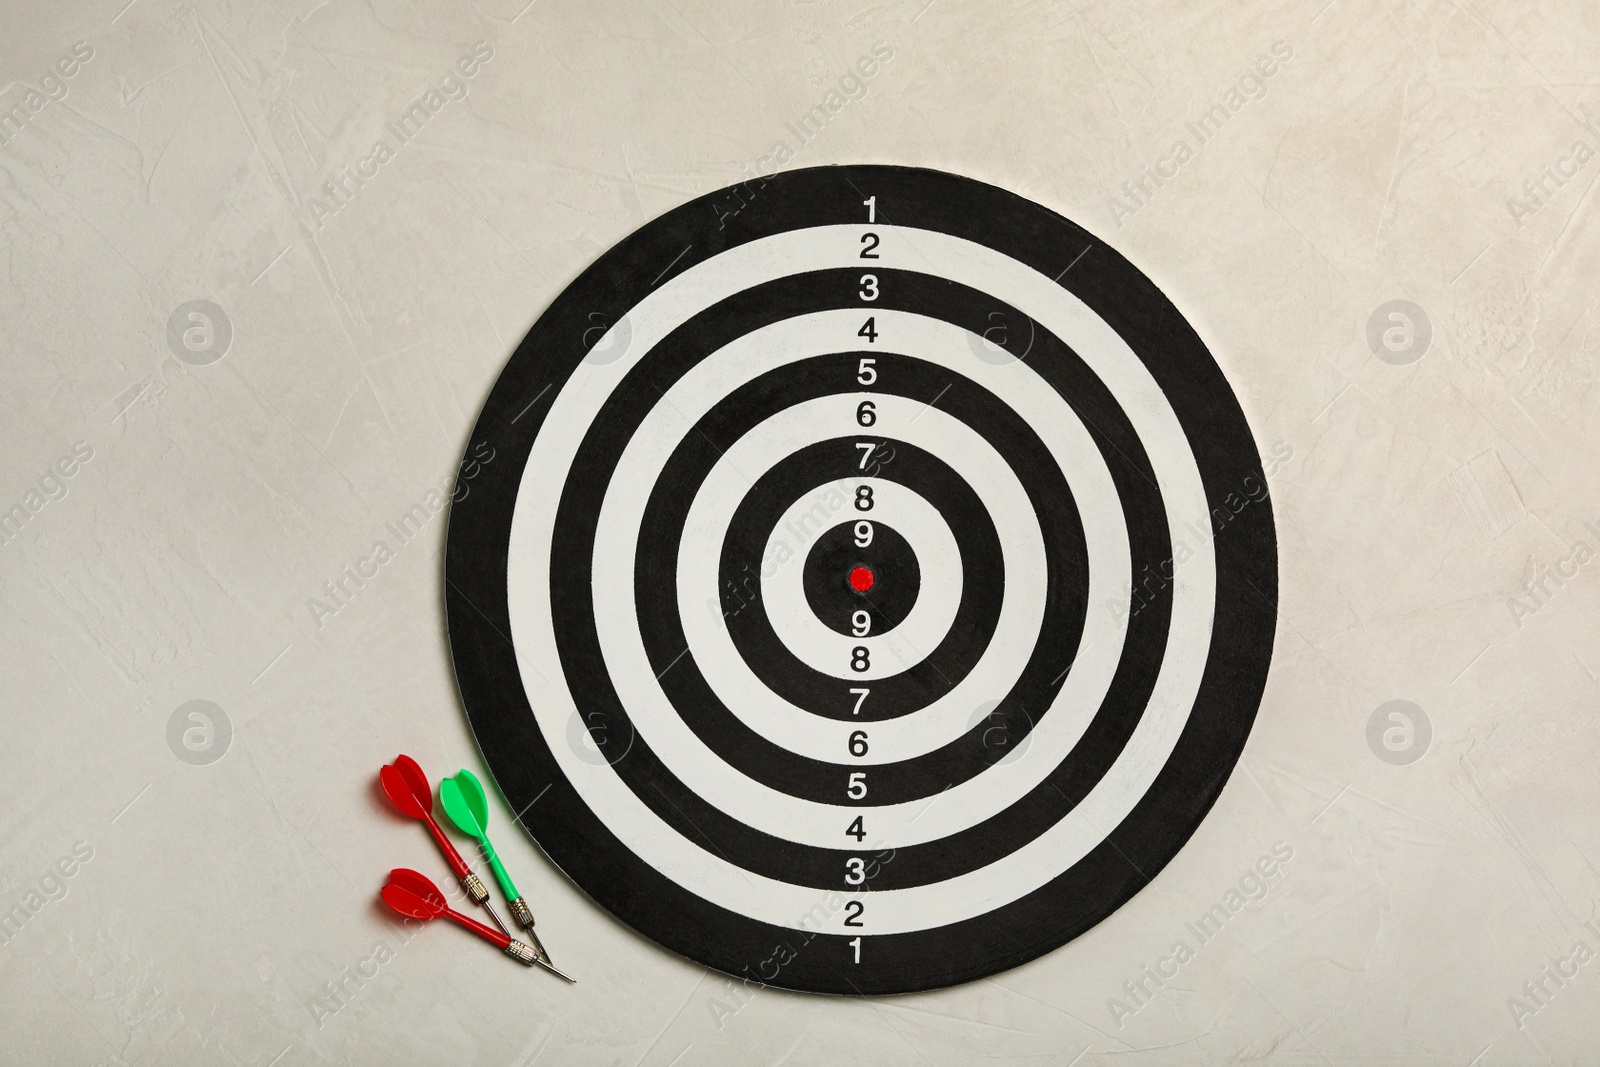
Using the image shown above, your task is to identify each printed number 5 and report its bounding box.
[847,772,867,800]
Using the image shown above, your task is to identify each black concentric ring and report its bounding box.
[801,518,920,637]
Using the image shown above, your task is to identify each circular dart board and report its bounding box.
[445,165,1278,995]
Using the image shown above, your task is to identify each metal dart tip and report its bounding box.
[522,926,552,965]
[479,898,514,941]
[533,956,576,983]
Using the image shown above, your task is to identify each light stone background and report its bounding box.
[2,0,1598,1063]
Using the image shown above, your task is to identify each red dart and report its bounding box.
[379,754,507,933]
[381,868,540,966]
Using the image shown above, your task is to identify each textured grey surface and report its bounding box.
[2,0,1599,1063]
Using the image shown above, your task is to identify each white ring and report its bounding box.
[507,225,1214,935]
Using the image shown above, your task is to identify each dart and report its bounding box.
[439,769,571,981]
[379,754,510,938]
[380,868,542,966]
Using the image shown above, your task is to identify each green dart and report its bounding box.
[440,769,574,982]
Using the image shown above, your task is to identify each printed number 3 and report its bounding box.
[859,274,878,301]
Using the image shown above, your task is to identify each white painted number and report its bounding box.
[854,521,873,547]
[849,687,870,715]
[849,936,862,963]
[845,857,867,885]
[847,771,867,799]
[859,274,878,301]
[863,196,876,223]
[857,357,877,385]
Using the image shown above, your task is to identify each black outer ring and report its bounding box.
[444,165,1278,995]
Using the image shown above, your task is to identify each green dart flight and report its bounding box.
[439,769,574,983]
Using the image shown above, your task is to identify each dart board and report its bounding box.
[444,165,1278,995]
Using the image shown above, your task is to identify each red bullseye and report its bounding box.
[848,566,875,593]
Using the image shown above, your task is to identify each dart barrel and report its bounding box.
[508,897,535,928]
[504,940,539,966]
[462,871,489,904]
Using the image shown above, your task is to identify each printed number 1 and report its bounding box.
[849,936,862,963]
[863,196,876,223]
